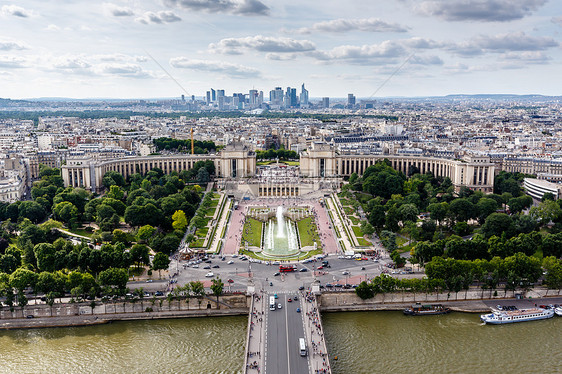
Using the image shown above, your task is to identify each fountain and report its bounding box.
[262,206,300,257]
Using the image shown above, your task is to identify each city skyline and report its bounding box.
[1,0,562,99]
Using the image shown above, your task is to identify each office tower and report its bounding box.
[347,94,356,107]
[322,97,330,108]
[217,89,225,99]
[300,84,309,107]
[181,94,185,102]
[218,96,225,110]
[206,91,211,104]
[249,89,258,107]
[290,88,297,107]
[258,91,264,106]
[269,87,283,106]
[211,88,216,102]
[191,95,195,102]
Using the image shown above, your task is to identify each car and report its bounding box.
[205,259,212,263]
[205,272,214,277]
[155,291,164,296]
[26,315,34,319]
[278,303,282,309]
[296,308,301,313]
[274,293,278,299]
[232,254,238,258]
[298,286,305,290]
[361,267,366,270]
[325,283,334,288]
[143,292,151,297]
[334,284,343,288]
[274,272,281,276]
[203,265,211,269]
[227,279,234,283]
[293,295,298,300]
[342,271,349,275]
[212,265,220,268]
[240,257,248,261]
[317,266,323,270]
[269,282,273,286]
[299,268,307,272]
[146,279,153,283]
[227,260,234,264]
[192,264,199,268]
[221,257,226,261]
[288,298,292,302]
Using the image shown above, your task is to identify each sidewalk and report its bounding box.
[301,292,332,374]
[243,291,266,373]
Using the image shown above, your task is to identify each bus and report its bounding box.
[298,338,307,357]
[269,296,276,311]
[279,264,297,273]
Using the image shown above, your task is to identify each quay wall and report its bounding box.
[318,287,562,313]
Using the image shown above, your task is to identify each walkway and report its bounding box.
[301,292,332,374]
[325,196,354,253]
[244,288,332,374]
[243,292,266,374]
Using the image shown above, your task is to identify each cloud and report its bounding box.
[0,40,27,51]
[266,53,297,61]
[0,56,26,68]
[1,5,33,18]
[163,0,269,16]
[552,16,562,27]
[169,57,261,78]
[45,24,61,31]
[96,63,153,78]
[136,11,181,24]
[500,51,551,64]
[293,18,409,34]
[209,35,316,55]
[415,0,547,22]
[103,3,134,17]
[53,57,92,70]
[447,32,558,56]
[409,55,444,65]
[309,41,405,64]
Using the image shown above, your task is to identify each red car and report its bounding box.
[317,266,323,270]
[227,279,234,283]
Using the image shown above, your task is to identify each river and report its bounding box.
[323,311,561,374]
[0,312,559,373]
[0,316,246,374]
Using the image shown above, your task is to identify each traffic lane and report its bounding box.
[266,293,288,374]
[287,297,308,374]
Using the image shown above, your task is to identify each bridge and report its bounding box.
[243,287,332,374]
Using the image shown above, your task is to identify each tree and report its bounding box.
[189,280,205,296]
[210,277,224,305]
[398,203,418,226]
[449,198,475,224]
[172,210,188,231]
[428,202,449,226]
[355,281,375,299]
[152,252,170,279]
[530,200,562,226]
[98,268,128,291]
[102,171,125,188]
[196,167,210,183]
[476,198,498,224]
[481,213,515,238]
[53,201,79,227]
[34,243,56,272]
[360,221,375,237]
[130,244,150,269]
[107,185,125,200]
[137,225,156,242]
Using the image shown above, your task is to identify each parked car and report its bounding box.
[205,272,214,277]
[278,303,282,309]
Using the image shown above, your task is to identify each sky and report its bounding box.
[0,0,561,99]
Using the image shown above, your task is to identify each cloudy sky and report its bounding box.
[1,0,561,99]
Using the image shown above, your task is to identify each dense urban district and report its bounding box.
[0,93,561,321]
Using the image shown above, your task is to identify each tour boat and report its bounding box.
[403,303,450,315]
[555,307,562,317]
[480,307,554,324]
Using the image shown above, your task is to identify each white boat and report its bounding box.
[480,307,554,324]
[555,307,562,317]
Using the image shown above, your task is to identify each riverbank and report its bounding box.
[0,308,249,330]
[1,290,561,330]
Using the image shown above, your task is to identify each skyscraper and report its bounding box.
[322,97,330,109]
[300,84,309,107]
[211,88,216,102]
[347,94,356,108]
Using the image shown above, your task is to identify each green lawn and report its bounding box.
[241,218,263,247]
[349,216,360,225]
[195,226,209,238]
[297,217,321,248]
[343,206,356,216]
[352,225,371,247]
[66,228,94,238]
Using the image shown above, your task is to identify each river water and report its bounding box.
[0,316,246,374]
[0,312,559,374]
[323,311,561,374]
